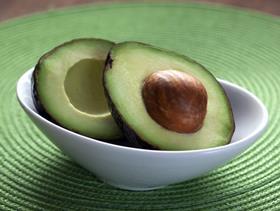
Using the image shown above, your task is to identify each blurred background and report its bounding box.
[1,0,279,22]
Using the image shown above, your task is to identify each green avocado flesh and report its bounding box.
[64,59,107,114]
[33,38,122,140]
[104,42,235,150]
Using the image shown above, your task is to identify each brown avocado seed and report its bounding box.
[142,70,208,133]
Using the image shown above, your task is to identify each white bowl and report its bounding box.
[17,68,268,191]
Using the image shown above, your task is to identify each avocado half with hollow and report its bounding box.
[32,38,122,140]
[103,42,235,150]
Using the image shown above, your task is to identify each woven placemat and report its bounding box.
[1,2,280,210]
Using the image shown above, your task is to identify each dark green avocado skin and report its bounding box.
[32,59,58,123]
[103,53,157,149]
[32,39,71,123]
[31,39,81,125]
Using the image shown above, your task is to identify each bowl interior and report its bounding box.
[17,69,268,149]
[222,80,268,144]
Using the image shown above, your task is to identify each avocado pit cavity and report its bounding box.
[64,59,109,115]
[142,70,208,133]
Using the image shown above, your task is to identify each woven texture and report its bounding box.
[1,3,280,210]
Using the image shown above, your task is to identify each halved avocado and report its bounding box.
[104,42,234,150]
[32,38,122,140]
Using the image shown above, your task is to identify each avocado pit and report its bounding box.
[142,70,208,133]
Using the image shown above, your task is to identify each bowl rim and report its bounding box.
[17,68,269,154]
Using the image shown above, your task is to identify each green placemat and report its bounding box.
[1,2,280,210]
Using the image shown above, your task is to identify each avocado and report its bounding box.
[103,42,235,150]
[32,38,122,140]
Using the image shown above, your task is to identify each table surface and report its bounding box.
[1,0,280,22]
[1,1,280,210]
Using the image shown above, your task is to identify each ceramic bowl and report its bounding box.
[17,68,268,191]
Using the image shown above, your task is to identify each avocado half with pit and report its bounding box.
[32,38,122,140]
[104,42,235,150]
